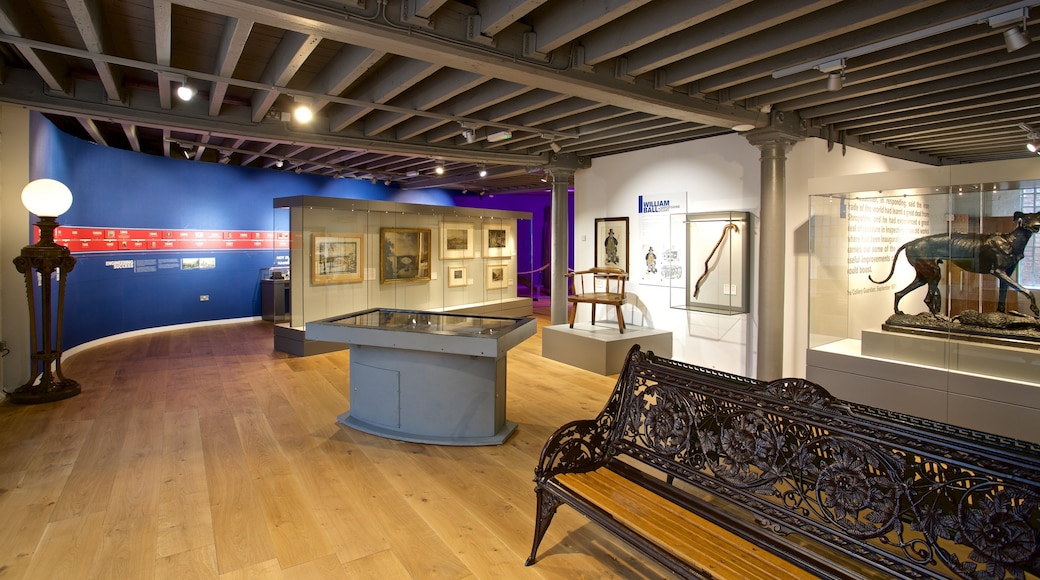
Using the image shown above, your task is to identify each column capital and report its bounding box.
[743,110,804,151]
[544,152,588,179]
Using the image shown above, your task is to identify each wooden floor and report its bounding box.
[0,307,674,579]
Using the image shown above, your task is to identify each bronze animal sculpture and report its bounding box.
[869,211,1040,317]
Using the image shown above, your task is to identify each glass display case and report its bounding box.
[670,211,752,314]
[807,178,1040,444]
[272,196,532,355]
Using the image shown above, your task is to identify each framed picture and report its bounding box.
[483,221,514,258]
[684,211,751,315]
[485,261,510,290]
[595,217,629,272]
[441,221,475,260]
[446,264,468,287]
[380,228,431,284]
[311,234,364,284]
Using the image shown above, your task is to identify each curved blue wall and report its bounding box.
[28,114,457,348]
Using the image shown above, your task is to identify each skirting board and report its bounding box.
[542,323,672,375]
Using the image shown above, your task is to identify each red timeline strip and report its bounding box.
[43,226,291,253]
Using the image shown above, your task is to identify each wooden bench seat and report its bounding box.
[526,345,1040,579]
[567,267,627,332]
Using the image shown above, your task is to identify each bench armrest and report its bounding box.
[534,419,612,480]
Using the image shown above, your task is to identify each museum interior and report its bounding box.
[1,2,1040,579]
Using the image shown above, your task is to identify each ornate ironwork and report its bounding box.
[529,346,1040,579]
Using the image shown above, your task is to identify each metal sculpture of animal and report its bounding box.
[869,211,1040,317]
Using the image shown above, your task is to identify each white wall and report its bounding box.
[575,133,927,378]
[0,105,31,393]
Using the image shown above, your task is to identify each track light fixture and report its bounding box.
[993,8,1031,52]
[1019,122,1040,155]
[478,165,487,177]
[275,159,284,168]
[176,83,196,102]
[550,141,562,153]
[435,164,445,175]
[818,58,845,92]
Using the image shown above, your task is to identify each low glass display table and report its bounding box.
[306,309,536,445]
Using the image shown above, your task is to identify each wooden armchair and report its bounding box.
[566,267,628,333]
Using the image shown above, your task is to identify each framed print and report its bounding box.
[380,228,431,283]
[441,221,475,259]
[483,221,514,258]
[446,264,468,287]
[485,261,510,290]
[595,217,629,272]
[311,234,364,284]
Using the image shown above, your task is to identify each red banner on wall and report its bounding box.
[44,226,289,253]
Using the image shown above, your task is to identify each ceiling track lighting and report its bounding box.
[549,141,562,153]
[818,58,846,92]
[434,164,445,175]
[478,165,487,177]
[993,7,1032,52]
[1019,122,1040,155]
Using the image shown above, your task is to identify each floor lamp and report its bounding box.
[10,178,80,404]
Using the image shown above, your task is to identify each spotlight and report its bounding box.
[463,128,476,143]
[818,58,845,92]
[292,97,313,123]
[550,141,562,153]
[275,159,284,168]
[478,166,487,177]
[406,170,420,177]
[384,179,391,186]
[176,84,196,102]
[435,164,445,175]
[487,129,512,143]
[294,167,302,174]
[1004,26,1031,52]
[1029,141,1039,153]
[827,72,843,91]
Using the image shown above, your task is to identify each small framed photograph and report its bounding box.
[446,264,469,287]
[483,221,514,258]
[380,228,431,284]
[441,221,475,260]
[485,261,510,290]
[312,234,364,284]
[595,217,629,272]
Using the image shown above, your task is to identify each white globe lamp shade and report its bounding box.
[21,178,73,217]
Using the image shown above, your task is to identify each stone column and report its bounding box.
[745,125,801,380]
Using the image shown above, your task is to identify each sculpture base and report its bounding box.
[8,378,81,405]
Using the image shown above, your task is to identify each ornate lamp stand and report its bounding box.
[9,179,80,404]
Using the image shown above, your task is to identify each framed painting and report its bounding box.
[483,221,514,258]
[485,261,510,290]
[311,233,364,284]
[441,221,475,260]
[446,264,468,287]
[380,228,431,283]
[595,217,629,272]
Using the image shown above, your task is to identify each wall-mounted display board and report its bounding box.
[671,211,752,315]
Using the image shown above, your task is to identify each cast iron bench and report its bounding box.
[567,267,627,333]
[526,345,1040,579]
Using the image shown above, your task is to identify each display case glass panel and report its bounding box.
[273,196,532,335]
[807,179,1040,444]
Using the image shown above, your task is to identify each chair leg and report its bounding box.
[590,304,596,327]
[616,305,625,333]
[568,303,576,328]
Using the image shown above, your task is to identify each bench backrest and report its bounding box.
[599,346,1040,580]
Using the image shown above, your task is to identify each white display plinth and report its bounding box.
[806,332,1040,445]
[542,323,672,375]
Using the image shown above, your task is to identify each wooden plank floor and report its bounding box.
[0,306,676,579]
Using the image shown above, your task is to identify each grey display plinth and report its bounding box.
[307,309,536,445]
[542,323,672,375]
